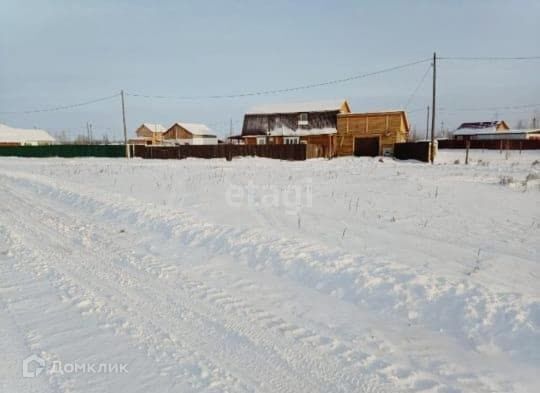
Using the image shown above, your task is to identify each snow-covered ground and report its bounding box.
[0,149,538,393]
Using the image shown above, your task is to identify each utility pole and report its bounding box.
[121,90,129,158]
[533,116,537,129]
[229,118,233,137]
[425,106,430,140]
[440,120,444,138]
[430,52,437,164]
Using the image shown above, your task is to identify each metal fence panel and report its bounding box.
[0,145,126,157]
[438,139,540,150]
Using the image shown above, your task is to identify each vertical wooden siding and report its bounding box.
[336,112,408,156]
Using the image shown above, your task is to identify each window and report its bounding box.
[256,136,266,145]
[284,137,300,144]
[298,113,308,126]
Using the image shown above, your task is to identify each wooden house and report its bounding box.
[241,100,351,156]
[336,111,409,156]
[133,123,166,145]
[163,122,217,145]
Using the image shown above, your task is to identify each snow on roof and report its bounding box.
[141,123,166,133]
[247,100,347,115]
[0,123,55,143]
[267,125,337,137]
[174,122,216,137]
[453,128,540,136]
[453,127,498,135]
[457,121,506,130]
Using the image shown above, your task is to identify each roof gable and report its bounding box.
[139,123,166,133]
[168,122,216,137]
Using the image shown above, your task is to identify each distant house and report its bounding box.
[336,111,410,156]
[241,100,351,155]
[163,123,218,145]
[449,120,540,140]
[130,123,166,145]
[454,120,510,135]
[453,128,540,141]
[0,123,55,146]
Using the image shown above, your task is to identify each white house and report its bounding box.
[0,123,55,145]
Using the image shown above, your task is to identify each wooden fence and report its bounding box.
[438,139,540,150]
[133,144,326,161]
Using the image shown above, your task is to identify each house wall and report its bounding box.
[190,137,218,145]
[164,137,218,145]
[244,137,257,145]
[243,134,335,157]
[136,126,163,144]
[136,126,154,138]
[163,124,193,140]
[244,136,272,145]
[336,112,408,156]
[463,133,540,141]
[301,135,335,157]
[496,122,510,131]
[128,138,151,145]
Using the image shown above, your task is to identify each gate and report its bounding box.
[354,137,379,157]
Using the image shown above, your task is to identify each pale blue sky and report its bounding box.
[1,0,539,140]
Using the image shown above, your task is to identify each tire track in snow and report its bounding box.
[3,167,536,368]
[0,168,532,392]
[0,181,387,392]
[0,190,264,392]
[0,226,197,393]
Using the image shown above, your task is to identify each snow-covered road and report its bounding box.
[1,150,538,392]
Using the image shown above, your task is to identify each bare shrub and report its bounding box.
[499,176,514,185]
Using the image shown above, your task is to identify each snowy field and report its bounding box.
[0,149,538,393]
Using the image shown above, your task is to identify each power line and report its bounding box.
[440,103,540,112]
[403,63,431,109]
[126,58,431,100]
[0,93,120,115]
[439,56,540,61]
[408,103,540,116]
[1,54,539,115]
[0,59,431,116]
